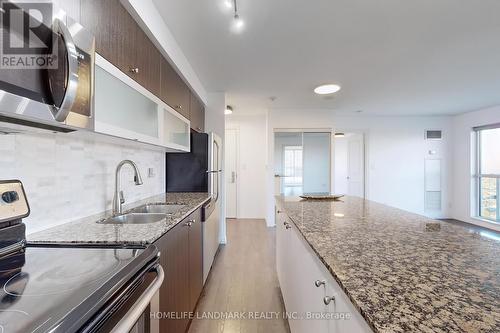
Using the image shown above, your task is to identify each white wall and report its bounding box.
[266,109,453,226]
[226,114,268,219]
[0,131,165,234]
[205,93,228,243]
[451,105,500,231]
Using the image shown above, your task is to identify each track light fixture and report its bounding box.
[231,0,244,32]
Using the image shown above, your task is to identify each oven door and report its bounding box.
[82,262,164,333]
[0,3,94,130]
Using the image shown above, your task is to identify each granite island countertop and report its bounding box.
[29,192,211,246]
[275,195,500,333]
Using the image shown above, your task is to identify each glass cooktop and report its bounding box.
[0,245,157,333]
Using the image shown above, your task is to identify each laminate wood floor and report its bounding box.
[188,219,290,333]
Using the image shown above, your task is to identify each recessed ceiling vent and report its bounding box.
[425,130,442,140]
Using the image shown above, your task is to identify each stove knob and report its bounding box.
[1,191,19,204]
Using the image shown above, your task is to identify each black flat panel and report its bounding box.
[166,132,208,192]
[0,245,158,333]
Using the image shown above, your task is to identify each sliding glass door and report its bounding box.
[274,132,331,196]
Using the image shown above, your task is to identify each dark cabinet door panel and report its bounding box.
[135,29,161,96]
[155,220,190,333]
[81,0,137,78]
[82,0,201,122]
[190,92,205,133]
[160,58,191,119]
[188,209,203,311]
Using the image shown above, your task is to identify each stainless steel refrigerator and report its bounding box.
[166,132,222,282]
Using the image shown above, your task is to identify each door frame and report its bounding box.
[225,127,240,218]
[332,130,368,199]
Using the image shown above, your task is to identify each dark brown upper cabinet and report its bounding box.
[81,0,202,124]
[190,92,205,133]
[135,29,161,97]
[81,0,160,96]
[160,58,191,119]
[81,0,136,76]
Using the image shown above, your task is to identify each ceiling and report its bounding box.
[152,0,500,116]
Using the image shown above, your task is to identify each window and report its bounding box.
[283,146,303,186]
[475,125,500,222]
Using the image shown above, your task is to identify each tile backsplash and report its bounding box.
[0,131,165,234]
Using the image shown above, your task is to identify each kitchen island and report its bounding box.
[275,195,500,333]
[29,192,211,245]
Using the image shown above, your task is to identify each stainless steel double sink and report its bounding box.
[98,204,186,225]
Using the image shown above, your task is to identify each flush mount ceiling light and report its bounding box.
[314,84,341,95]
[225,105,233,115]
[223,0,233,9]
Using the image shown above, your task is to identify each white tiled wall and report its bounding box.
[0,131,165,234]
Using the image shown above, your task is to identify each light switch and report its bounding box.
[148,168,155,178]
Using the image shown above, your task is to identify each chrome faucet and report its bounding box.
[113,160,143,215]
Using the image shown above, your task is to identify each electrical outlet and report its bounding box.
[148,168,155,178]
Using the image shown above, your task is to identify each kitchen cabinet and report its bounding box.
[190,92,205,133]
[156,216,190,333]
[81,0,202,127]
[81,0,160,96]
[160,58,191,119]
[81,0,137,78]
[188,209,203,310]
[162,106,190,151]
[135,29,161,97]
[154,207,204,333]
[94,54,190,151]
[275,206,373,333]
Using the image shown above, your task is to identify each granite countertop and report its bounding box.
[29,193,211,246]
[275,195,500,333]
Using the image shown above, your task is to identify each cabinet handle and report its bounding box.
[285,223,292,230]
[189,219,196,224]
[277,210,282,214]
[129,67,139,74]
[176,105,183,109]
[323,296,335,305]
[314,280,325,288]
[184,221,193,227]
[197,127,202,131]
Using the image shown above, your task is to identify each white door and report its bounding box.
[225,129,238,218]
[347,134,365,198]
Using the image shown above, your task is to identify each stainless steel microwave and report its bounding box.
[0,2,94,131]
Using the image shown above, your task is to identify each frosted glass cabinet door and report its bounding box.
[163,107,190,151]
[94,64,160,145]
